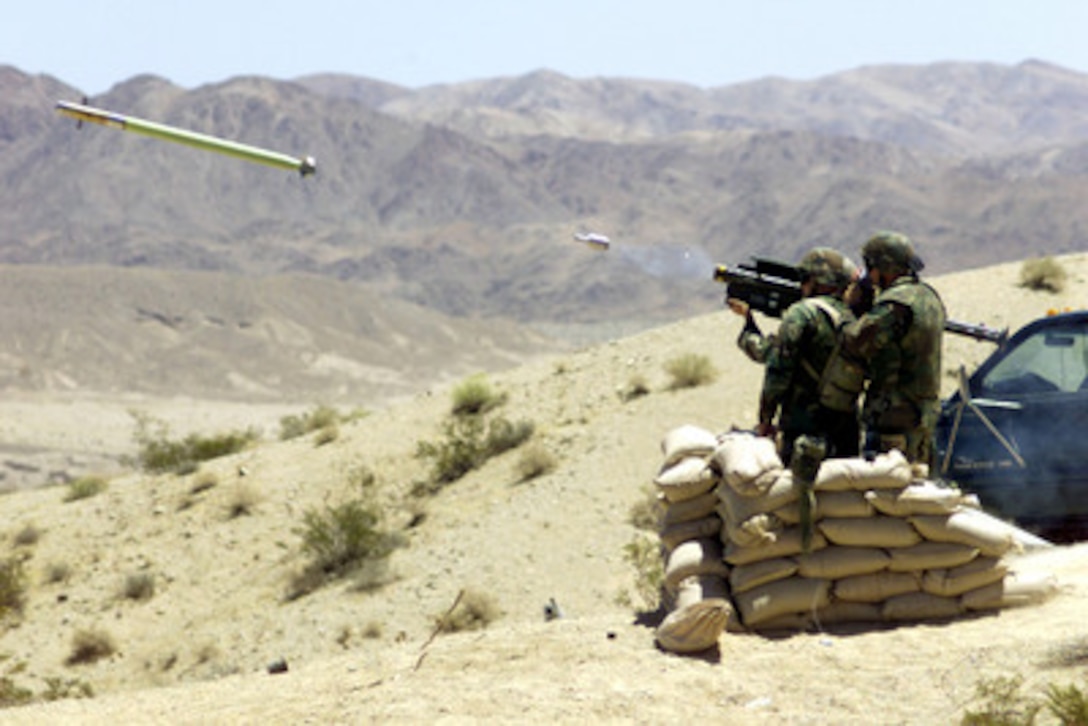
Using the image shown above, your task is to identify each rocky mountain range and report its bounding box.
[3,59,1088,401]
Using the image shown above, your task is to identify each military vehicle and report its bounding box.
[936,310,1088,541]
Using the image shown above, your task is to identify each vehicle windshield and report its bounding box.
[978,322,1088,396]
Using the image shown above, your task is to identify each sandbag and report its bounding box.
[886,542,980,573]
[720,512,783,548]
[818,516,923,549]
[716,470,798,524]
[660,515,722,551]
[775,490,874,524]
[813,601,884,626]
[729,557,799,594]
[655,456,718,503]
[661,425,718,467]
[661,491,719,527]
[734,576,831,628]
[673,574,730,610]
[665,537,730,591]
[909,511,1021,558]
[834,571,921,603]
[815,450,912,492]
[655,599,732,653]
[866,481,977,517]
[961,570,1060,611]
[795,547,890,580]
[882,592,965,622]
[711,431,783,493]
[724,528,828,566]
[921,556,1007,598]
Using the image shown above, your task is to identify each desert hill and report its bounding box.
[4,61,1088,332]
[1,255,1087,723]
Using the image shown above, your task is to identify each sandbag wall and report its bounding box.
[652,424,1057,654]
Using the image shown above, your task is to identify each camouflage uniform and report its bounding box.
[755,248,860,463]
[841,232,947,467]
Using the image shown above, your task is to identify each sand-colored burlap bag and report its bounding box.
[720,512,783,548]
[664,537,730,591]
[661,491,719,527]
[660,515,722,551]
[734,576,831,628]
[882,592,965,621]
[961,570,1060,610]
[886,541,980,572]
[655,599,733,653]
[661,425,718,467]
[711,431,783,494]
[729,557,799,594]
[921,556,1008,597]
[716,470,798,524]
[866,481,979,517]
[655,455,718,503]
[795,546,890,580]
[815,449,912,492]
[834,571,921,603]
[723,527,828,566]
[774,489,874,524]
[909,511,1021,557]
[818,516,923,549]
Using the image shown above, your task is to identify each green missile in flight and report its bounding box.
[55,100,317,176]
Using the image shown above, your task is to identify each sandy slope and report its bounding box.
[2,255,1087,724]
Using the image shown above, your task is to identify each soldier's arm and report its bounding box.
[841,301,912,362]
[758,305,810,425]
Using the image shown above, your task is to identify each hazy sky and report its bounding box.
[5,0,1086,95]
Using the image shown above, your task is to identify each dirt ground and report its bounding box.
[2,256,1087,724]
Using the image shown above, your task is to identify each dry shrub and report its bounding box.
[0,557,28,619]
[664,353,718,390]
[12,524,41,548]
[226,483,260,519]
[515,443,558,482]
[66,629,117,666]
[628,485,662,531]
[1019,256,1068,293]
[435,589,502,633]
[619,373,651,402]
[450,375,506,417]
[64,476,107,502]
[121,572,155,602]
[279,404,341,441]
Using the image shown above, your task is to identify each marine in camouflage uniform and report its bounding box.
[745,248,861,464]
[840,232,947,468]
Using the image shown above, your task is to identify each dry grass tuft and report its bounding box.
[1019,256,1068,293]
[66,629,117,666]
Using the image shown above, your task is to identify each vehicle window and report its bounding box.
[978,323,1088,396]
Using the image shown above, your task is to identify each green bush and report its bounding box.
[450,375,506,417]
[279,404,341,441]
[135,427,258,475]
[664,353,718,390]
[291,486,404,600]
[416,415,534,487]
[1019,256,1068,293]
[621,535,664,613]
[64,476,107,502]
[0,558,27,620]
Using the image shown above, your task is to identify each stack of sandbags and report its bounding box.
[652,425,732,653]
[713,431,1058,631]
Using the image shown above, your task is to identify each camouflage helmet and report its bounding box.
[862,231,924,274]
[797,247,857,289]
